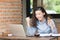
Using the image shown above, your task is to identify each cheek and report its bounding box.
[36,15,44,20]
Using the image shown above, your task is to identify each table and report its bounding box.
[0,36,58,40]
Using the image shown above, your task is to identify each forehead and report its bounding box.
[35,10,43,14]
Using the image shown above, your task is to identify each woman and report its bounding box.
[26,7,58,36]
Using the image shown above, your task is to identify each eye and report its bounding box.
[36,13,41,15]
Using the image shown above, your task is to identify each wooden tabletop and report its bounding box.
[0,36,57,40]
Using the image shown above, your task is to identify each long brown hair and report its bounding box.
[30,7,49,27]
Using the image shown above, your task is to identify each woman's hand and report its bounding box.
[26,17,31,27]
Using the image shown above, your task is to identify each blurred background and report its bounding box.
[0,0,60,40]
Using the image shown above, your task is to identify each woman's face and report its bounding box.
[35,10,45,21]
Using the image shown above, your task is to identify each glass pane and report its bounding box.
[30,0,33,14]
[43,0,60,14]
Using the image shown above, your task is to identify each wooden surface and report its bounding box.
[0,36,58,40]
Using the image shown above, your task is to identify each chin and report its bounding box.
[38,19,42,21]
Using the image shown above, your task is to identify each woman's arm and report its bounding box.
[26,17,31,27]
[26,17,36,36]
[26,27,37,36]
[48,19,58,34]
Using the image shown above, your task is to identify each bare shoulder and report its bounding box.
[47,17,56,28]
[47,17,54,24]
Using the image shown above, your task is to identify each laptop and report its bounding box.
[8,24,26,37]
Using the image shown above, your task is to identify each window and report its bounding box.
[30,0,33,14]
[43,0,60,14]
